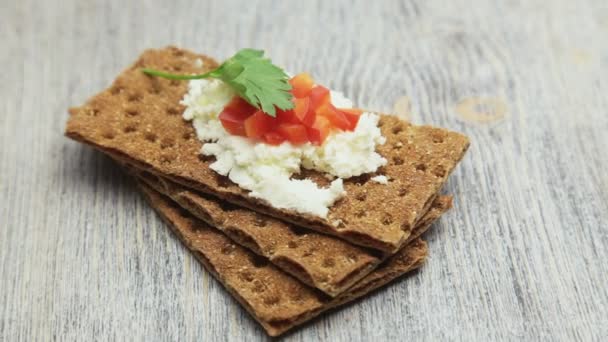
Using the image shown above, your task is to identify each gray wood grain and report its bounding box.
[2,0,607,340]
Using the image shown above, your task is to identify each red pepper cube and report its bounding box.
[309,85,331,111]
[339,108,363,131]
[289,73,314,98]
[277,123,309,145]
[307,116,331,145]
[317,103,351,131]
[244,110,275,139]
[293,97,315,127]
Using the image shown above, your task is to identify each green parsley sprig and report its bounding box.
[141,49,293,117]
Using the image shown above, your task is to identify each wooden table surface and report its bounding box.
[2,0,607,341]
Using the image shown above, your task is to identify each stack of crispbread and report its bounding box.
[65,47,469,336]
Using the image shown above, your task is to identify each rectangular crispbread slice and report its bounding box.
[65,46,469,253]
[128,165,451,296]
[137,182,431,337]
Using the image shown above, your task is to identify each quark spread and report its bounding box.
[181,79,387,218]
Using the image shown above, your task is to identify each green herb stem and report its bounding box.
[141,68,216,80]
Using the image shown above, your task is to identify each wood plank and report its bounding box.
[1,0,607,340]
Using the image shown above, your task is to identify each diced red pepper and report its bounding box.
[307,116,331,145]
[219,97,257,136]
[277,123,309,145]
[293,97,315,127]
[220,79,361,145]
[244,110,274,139]
[317,103,351,131]
[276,108,299,125]
[223,96,257,116]
[289,73,314,98]
[263,131,286,145]
[339,108,362,130]
[309,85,330,111]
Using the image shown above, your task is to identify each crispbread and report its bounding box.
[130,166,451,296]
[137,182,430,337]
[65,46,469,252]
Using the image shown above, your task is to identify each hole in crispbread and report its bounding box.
[393,157,404,165]
[355,210,366,218]
[398,187,408,197]
[127,93,142,102]
[159,153,176,164]
[289,290,305,302]
[392,124,404,134]
[355,192,367,201]
[432,134,445,143]
[239,270,254,282]
[166,107,180,116]
[381,213,393,225]
[263,295,281,306]
[351,174,371,185]
[125,108,139,117]
[182,132,194,141]
[251,255,269,268]
[123,124,137,133]
[171,65,182,72]
[322,258,336,268]
[415,163,427,172]
[144,132,157,142]
[198,154,215,163]
[251,280,265,293]
[88,108,100,116]
[102,131,115,139]
[432,165,446,178]
[147,80,162,94]
[253,217,267,227]
[287,241,298,249]
[169,80,180,87]
[160,138,175,149]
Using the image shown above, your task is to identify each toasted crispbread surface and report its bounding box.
[65,46,469,252]
[137,182,429,337]
[129,165,451,296]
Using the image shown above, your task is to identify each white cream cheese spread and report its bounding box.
[181,78,387,218]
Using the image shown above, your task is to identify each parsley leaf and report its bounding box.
[141,49,293,117]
